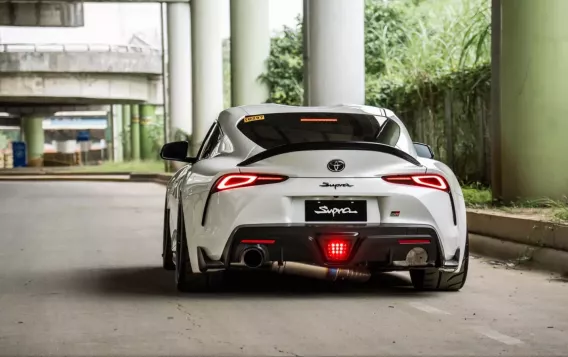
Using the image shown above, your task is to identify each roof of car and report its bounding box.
[218,104,395,126]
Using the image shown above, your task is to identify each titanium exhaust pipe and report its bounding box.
[241,247,266,268]
[271,261,371,283]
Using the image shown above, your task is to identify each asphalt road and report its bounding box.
[1,181,567,356]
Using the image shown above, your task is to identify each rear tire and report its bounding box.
[162,199,175,271]
[410,235,469,291]
[174,201,225,293]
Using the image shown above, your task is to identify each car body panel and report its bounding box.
[163,104,467,274]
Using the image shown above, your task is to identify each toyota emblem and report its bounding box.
[327,159,345,173]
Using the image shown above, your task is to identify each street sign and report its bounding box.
[76,130,90,142]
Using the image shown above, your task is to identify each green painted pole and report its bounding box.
[122,105,131,161]
[130,105,141,160]
[500,0,568,201]
[139,104,155,160]
[22,117,44,167]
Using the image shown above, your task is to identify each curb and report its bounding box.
[470,234,568,275]
[2,172,566,275]
[468,210,568,252]
[0,172,172,184]
[0,170,133,176]
[467,210,568,275]
[0,175,131,182]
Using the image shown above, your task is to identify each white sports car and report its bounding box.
[160,104,469,292]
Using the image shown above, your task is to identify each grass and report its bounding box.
[69,160,167,173]
[462,183,568,222]
[462,183,492,208]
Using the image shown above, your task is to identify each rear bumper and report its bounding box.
[196,224,460,273]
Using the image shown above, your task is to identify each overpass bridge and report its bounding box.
[0,42,163,166]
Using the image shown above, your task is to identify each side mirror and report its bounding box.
[160,141,196,163]
[413,142,435,159]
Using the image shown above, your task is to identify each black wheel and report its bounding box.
[410,235,469,291]
[162,199,175,271]
[174,201,225,293]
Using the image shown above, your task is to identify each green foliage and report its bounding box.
[262,0,492,183]
[260,1,413,105]
[259,17,304,105]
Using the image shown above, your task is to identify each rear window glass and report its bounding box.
[236,112,401,150]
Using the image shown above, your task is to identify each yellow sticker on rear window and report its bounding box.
[244,115,265,123]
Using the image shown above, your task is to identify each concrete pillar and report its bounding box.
[167,2,193,143]
[112,105,123,163]
[191,0,225,155]
[122,105,131,161]
[305,0,365,106]
[490,0,502,200]
[500,0,568,201]
[302,0,310,106]
[230,0,270,106]
[130,105,141,160]
[22,117,44,167]
[140,104,155,160]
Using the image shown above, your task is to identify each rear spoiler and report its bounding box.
[237,141,422,167]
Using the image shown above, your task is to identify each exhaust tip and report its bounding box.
[406,247,428,266]
[242,248,265,268]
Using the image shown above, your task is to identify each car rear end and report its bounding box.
[195,111,462,278]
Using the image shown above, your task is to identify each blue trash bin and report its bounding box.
[12,141,27,167]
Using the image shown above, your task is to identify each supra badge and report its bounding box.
[327,159,345,172]
[320,182,353,189]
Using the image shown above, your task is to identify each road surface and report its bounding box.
[0,181,567,356]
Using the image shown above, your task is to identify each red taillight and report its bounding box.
[212,174,288,193]
[398,239,430,245]
[324,240,352,261]
[240,239,275,244]
[382,174,449,192]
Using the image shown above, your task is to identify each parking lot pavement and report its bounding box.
[1,181,567,356]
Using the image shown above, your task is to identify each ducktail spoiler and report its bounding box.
[237,141,421,167]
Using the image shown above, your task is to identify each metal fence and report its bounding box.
[0,43,161,54]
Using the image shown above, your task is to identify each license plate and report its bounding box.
[305,200,367,222]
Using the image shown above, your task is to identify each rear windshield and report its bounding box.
[236,112,401,150]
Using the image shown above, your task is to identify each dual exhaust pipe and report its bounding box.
[240,246,371,283]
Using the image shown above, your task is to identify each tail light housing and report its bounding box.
[382,174,449,192]
[212,173,288,193]
[323,239,352,261]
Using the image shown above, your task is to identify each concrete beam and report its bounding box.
[0,1,84,27]
[0,104,108,116]
[0,51,161,75]
[0,73,162,105]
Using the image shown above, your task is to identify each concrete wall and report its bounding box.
[0,50,161,75]
[0,47,163,108]
[0,73,162,105]
[0,104,107,117]
[0,1,84,27]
